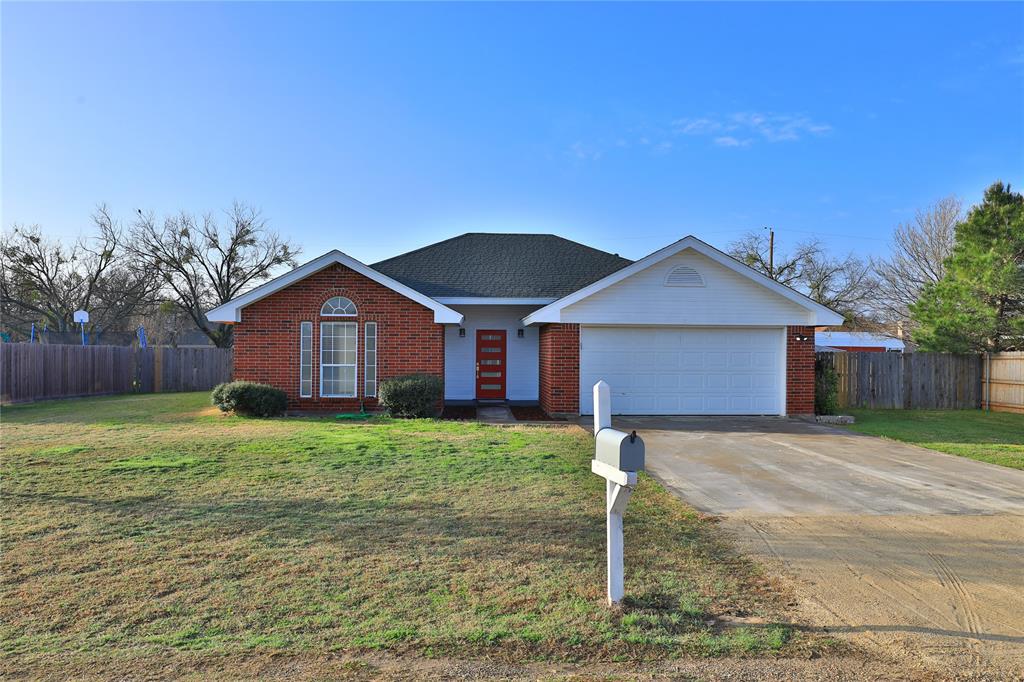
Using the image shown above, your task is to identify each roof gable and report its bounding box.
[371,233,632,298]
[522,236,845,326]
[205,250,463,324]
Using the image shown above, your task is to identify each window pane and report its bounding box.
[321,296,357,316]
[300,322,313,397]
[365,322,377,397]
[321,322,357,397]
[339,366,355,395]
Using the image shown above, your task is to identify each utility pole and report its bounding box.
[764,226,775,280]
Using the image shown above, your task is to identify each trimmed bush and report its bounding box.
[378,373,443,418]
[211,381,288,417]
[814,358,839,416]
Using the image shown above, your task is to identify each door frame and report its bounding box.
[475,329,507,400]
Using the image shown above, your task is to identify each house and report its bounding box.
[207,234,843,417]
[815,330,905,353]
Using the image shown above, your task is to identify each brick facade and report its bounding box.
[233,263,444,411]
[538,323,580,417]
[231,259,816,418]
[786,325,815,415]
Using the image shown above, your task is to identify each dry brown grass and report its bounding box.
[1,392,821,678]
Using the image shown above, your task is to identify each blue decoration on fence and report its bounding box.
[137,326,148,349]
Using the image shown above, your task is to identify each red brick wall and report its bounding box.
[538,323,580,416]
[233,263,444,411]
[786,325,815,415]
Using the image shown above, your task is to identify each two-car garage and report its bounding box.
[578,326,786,415]
[523,236,845,417]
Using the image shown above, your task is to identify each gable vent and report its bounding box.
[664,265,705,287]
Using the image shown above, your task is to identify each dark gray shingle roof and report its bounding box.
[371,233,633,298]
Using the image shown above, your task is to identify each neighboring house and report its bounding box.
[207,234,843,416]
[815,330,905,353]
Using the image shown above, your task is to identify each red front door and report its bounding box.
[475,329,507,400]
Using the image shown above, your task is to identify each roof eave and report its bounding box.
[205,250,464,325]
[521,235,846,327]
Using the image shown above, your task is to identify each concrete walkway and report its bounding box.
[476,404,516,424]
[616,416,1024,678]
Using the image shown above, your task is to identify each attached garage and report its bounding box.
[579,327,785,415]
[525,236,845,417]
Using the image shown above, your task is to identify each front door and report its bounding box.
[475,329,507,400]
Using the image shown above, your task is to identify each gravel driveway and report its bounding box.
[613,416,1024,679]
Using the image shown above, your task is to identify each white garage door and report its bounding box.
[579,327,784,415]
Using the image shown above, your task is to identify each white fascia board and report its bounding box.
[521,235,845,327]
[434,297,557,306]
[205,250,463,324]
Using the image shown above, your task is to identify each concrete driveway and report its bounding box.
[613,416,1024,678]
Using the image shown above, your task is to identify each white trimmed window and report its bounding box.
[320,322,357,397]
[299,322,313,398]
[321,296,357,316]
[365,322,377,397]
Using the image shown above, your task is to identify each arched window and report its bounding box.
[664,265,705,287]
[321,296,357,316]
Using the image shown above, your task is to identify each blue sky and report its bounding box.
[3,2,1022,265]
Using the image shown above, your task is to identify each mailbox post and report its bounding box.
[590,380,644,606]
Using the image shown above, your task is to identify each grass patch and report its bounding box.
[844,409,1024,470]
[1,392,808,676]
[109,455,205,471]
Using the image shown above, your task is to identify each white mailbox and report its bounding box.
[590,380,643,606]
[595,428,644,472]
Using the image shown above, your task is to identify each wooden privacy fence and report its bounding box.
[0,344,233,404]
[983,351,1024,414]
[817,351,983,410]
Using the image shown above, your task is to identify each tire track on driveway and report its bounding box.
[634,416,1024,679]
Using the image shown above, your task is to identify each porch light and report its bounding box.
[458,328,466,338]
[794,333,810,342]
[517,329,524,338]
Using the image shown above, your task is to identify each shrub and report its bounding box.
[211,381,288,417]
[378,373,443,418]
[814,358,839,415]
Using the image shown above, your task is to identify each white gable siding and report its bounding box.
[561,250,814,326]
[444,305,541,401]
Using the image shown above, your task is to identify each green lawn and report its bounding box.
[0,392,815,677]
[845,408,1024,470]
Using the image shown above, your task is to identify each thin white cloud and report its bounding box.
[713,136,751,148]
[673,111,832,146]
[567,110,829,160]
[569,141,602,161]
[674,117,724,136]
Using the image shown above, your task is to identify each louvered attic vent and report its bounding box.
[664,265,705,287]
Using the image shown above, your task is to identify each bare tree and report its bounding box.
[131,202,298,348]
[872,196,961,331]
[727,231,822,286]
[801,251,878,324]
[0,205,159,339]
[728,229,876,325]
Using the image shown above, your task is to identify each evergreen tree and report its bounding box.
[911,182,1024,352]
